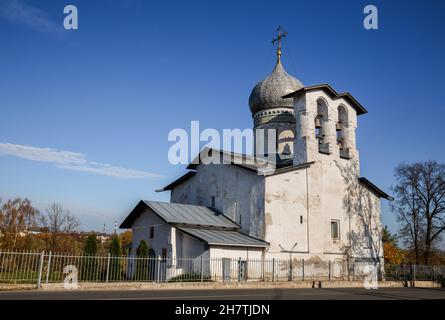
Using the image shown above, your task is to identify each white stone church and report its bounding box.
[120,32,391,279]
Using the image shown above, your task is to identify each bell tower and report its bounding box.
[288,85,365,173]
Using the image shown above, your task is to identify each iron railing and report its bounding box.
[0,250,444,286]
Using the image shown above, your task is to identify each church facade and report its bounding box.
[120,32,391,279]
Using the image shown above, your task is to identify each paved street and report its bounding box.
[0,287,444,300]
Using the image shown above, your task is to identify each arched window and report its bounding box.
[315,98,329,153]
[337,105,350,159]
[278,129,294,160]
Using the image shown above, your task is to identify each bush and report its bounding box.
[168,273,212,282]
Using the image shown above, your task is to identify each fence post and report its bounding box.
[352,260,355,281]
[156,255,161,283]
[106,253,111,283]
[37,251,45,288]
[45,251,52,284]
[272,258,275,282]
[302,259,305,281]
[200,256,204,283]
[289,258,293,281]
[328,261,331,281]
[237,257,241,282]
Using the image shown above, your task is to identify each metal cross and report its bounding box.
[271,26,287,62]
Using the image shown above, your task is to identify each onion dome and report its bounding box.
[248,60,303,115]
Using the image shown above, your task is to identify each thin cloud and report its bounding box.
[0,0,63,36]
[0,142,163,180]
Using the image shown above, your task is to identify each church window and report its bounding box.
[331,220,340,240]
[211,196,215,207]
[300,215,303,224]
[150,226,154,239]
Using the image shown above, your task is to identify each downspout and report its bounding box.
[305,167,310,253]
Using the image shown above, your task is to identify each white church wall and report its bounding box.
[258,88,385,268]
[263,167,309,255]
[170,162,265,238]
[130,208,171,258]
[209,245,264,281]
[209,245,263,260]
[180,231,208,258]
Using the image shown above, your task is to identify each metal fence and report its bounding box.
[384,264,445,282]
[1,250,444,286]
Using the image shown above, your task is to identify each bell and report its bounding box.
[315,117,322,128]
[337,137,344,148]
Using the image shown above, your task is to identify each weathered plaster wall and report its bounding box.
[263,167,309,255]
[254,88,384,265]
[170,163,265,238]
[293,90,359,169]
[131,208,171,257]
[178,231,208,258]
[131,209,208,259]
[209,245,263,260]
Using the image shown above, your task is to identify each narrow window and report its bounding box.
[316,99,329,154]
[300,215,303,224]
[331,220,340,240]
[337,105,350,159]
[211,196,215,207]
[161,248,167,259]
[150,226,154,239]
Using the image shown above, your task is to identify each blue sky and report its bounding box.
[0,0,444,235]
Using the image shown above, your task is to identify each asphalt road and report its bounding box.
[0,287,444,300]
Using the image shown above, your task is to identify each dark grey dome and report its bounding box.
[249,61,303,115]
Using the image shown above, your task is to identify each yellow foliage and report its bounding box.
[383,242,405,265]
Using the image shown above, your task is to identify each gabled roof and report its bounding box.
[358,177,393,200]
[155,171,196,192]
[120,200,239,229]
[186,147,266,171]
[282,84,368,115]
[157,147,313,193]
[178,227,269,248]
[119,200,270,248]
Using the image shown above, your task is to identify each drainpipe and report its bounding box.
[305,167,310,253]
[171,227,176,268]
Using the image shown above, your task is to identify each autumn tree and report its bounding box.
[391,161,445,265]
[39,203,80,252]
[382,226,404,265]
[0,197,39,249]
[118,230,132,255]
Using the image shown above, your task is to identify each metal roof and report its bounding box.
[358,177,393,200]
[155,171,196,192]
[178,227,269,248]
[249,60,303,115]
[282,84,368,115]
[120,200,239,229]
